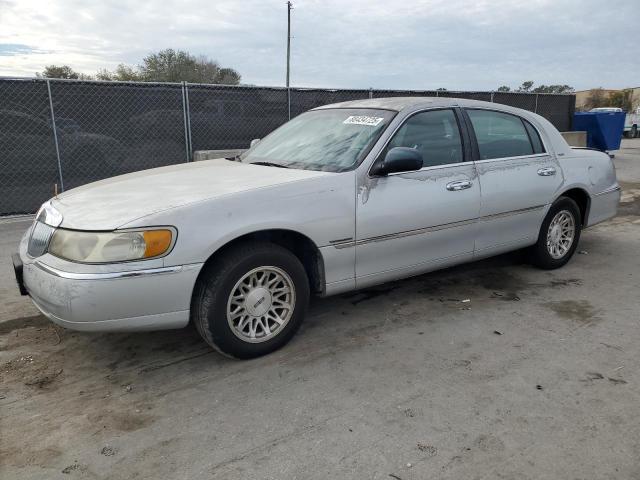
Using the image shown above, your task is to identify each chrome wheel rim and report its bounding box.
[226,266,296,343]
[546,210,575,259]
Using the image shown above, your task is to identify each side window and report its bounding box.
[523,119,545,154]
[382,109,464,168]
[467,109,534,160]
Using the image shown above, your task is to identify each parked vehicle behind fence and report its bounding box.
[13,98,620,359]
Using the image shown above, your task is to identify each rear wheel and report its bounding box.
[192,241,310,359]
[631,125,638,139]
[529,197,581,270]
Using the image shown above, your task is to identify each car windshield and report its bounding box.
[240,108,395,172]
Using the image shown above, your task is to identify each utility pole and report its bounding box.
[286,1,293,119]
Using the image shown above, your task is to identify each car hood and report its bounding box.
[52,159,332,230]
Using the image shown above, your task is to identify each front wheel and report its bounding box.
[529,197,582,270]
[191,241,310,359]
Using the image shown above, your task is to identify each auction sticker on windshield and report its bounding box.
[343,115,384,126]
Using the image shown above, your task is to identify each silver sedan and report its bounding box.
[13,97,620,358]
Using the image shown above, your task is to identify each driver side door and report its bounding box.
[355,108,480,288]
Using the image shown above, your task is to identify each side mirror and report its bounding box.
[250,138,261,148]
[371,147,423,176]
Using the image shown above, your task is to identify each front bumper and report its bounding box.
[12,253,28,296]
[17,243,203,331]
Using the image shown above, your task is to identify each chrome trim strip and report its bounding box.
[335,219,476,249]
[480,204,546,221]
[335,205,547,249]
[33,262,184,280]
[386,161,472,176]
[593,185,621,197]
[360,218,476,245]
[329,237,354,244]
[332,241,357,249]
[474,153,549,164]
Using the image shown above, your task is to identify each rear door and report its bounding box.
[464,108,562,257]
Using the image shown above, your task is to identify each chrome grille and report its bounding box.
[27,221,55,258]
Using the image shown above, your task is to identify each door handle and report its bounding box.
[537,167,556,176]
[446,180,473,191]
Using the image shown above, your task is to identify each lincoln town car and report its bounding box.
[13,98,620,358]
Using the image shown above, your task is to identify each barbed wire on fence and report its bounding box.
[0,77,575,215]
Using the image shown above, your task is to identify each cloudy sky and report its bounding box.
[0,0,637,91]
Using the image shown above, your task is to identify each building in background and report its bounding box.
[575,87,640,111]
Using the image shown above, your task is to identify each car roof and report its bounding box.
[313,96,572,155]
[313,96,532,115]
[313,96,503,111]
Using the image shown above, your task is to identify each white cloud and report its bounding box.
[0,0,637,90]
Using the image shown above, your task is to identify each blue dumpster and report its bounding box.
[573,111,625,151]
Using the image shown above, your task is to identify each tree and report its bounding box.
[138,49,241,84]
[608,89,633,112]
[38,50,241,85]
[214,67,241,85]
[532,84,574,94]
[585,88,607,110]
[516,81,534,93]
[497,82,574,94]
[96,64,142,81]
[38,65,93,80]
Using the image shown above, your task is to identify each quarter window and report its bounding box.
[523,120,545,154]
[467,109,536,160]
[382,109,464,168]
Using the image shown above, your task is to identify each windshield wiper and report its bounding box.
[249,161,289,168]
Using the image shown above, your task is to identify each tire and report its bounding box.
[191,241,310,359]
[631,125,638,139]
[529,196,582,270]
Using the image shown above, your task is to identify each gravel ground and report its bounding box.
[1,139,639,480]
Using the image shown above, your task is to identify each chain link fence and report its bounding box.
[0,77,575,216]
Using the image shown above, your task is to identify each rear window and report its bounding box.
[467,109,535,160]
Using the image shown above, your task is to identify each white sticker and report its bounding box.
[343,115,384,126]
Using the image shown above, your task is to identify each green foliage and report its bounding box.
[38,65,93,80]
[96,64,142,81]
[532,84,574,94]
[496,82,574,94]
[608,89,633,112]
[138,49,241,84]
[517,81,534,92]
[585,88,607,110]
[39,49,241,85]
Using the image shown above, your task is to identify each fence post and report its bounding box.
[181,82,193,161]
[535,93,539,113]
[287,87,291,120]
[181,82,192,162]
[490,91,495,103]
[46,79,65,192]
[369,88,373,99]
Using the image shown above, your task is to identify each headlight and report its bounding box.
[48,228,174,263]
